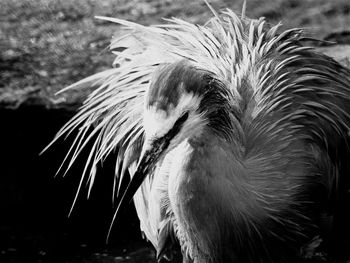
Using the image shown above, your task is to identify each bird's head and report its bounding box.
[116,60,236,212]
[143,61,209,153]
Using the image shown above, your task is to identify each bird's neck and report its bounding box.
[168,130,311,262]
[167,131,257,262]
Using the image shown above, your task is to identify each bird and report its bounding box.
[47,4,350,263]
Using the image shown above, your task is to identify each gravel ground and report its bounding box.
[1,0,350,108]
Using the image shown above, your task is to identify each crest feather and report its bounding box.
[47,9,350,214]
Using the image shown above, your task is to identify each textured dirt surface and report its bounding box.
[1,0,350,109]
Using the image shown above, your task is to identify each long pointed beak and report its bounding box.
[115,111,189,212]
[107,137,169,241]
[115,136,170,215]
[107,112,189,241]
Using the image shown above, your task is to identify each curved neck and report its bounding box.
[169,130,311,262]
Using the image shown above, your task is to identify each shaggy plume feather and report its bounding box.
[46,6,350,262]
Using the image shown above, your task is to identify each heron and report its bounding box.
[47,5,350,263]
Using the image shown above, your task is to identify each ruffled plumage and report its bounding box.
[46,6,350,262]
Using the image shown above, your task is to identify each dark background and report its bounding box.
[0,106,154,263]
[1,0,350,262]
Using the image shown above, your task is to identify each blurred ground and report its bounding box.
[1,0,350,108]
[0,0,350,263]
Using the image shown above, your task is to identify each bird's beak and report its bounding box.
[107,137,172,241]
[114,111,189,214]
[114,136,170,214]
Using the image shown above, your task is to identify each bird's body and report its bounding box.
[50,7,350,263]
